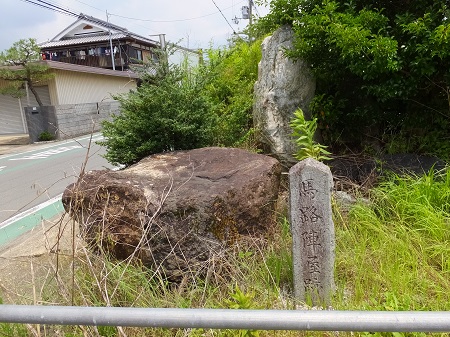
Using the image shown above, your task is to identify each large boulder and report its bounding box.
[253,25,316,168]
[63,147,281,281]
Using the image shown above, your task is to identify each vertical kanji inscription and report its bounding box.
[289,158,335,306]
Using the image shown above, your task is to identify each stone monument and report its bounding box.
[253,25,316,168]
[289,158,335,306]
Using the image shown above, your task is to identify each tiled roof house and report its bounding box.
[40,14,161,71]
[0,14,161,136]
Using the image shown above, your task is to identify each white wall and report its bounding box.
[51,69,137,105]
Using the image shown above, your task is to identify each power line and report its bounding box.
[66,1,160,35]
[19,0,119,33]
[70,0,104,13]
[36,0,77,15]
[111,11,222,23]
[19,0,161,39]
[22,0,253,29]
[252,1,261,17]
[18,0,78,17]
[210,0,237,34]
[109,0,247,23]
[20,0,260,45]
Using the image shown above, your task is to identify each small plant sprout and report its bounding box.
[290,108,331,162]
[38,131,55,142]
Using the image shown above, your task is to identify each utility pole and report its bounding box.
[249,0,253,26]
[158,34,167,51]
[106,10,116,70]
[233,0,253,26]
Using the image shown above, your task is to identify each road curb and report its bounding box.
[0,195,64,246]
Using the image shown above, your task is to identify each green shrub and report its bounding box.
[100,56,216,167]
[202,39,262,147]
[38,130,55,141]
[100,40,263,166]
[254,0,450,158]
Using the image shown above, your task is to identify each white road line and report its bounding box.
[0,133,104,160]
[0,166,5,172]
[0,194,63,229]
[9,145,82,161]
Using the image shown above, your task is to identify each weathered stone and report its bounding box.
[253,25,316,168]
[289,158,335,306]
[63,147,281,281]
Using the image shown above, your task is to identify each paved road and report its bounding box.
[0,133,115,224]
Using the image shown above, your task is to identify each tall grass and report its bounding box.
[1,169,449,336]
[335,168,450,312]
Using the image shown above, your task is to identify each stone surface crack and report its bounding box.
[195,169,238,182]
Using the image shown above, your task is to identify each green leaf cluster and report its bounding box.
[254,0,450,159]
[225,284,260,337]
[290,108,331,161]
[38,131,55,142]
[0,38,53,105]
[100,60,216,166]
[202,39,262,147]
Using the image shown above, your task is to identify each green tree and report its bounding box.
[101,39,264,166]
[202,38,262,147]
[254,0,450,158]
[100,50,216,167]
[0,38,52,106]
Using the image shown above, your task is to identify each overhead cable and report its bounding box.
[109,0,247,23]
[210,0,237,34]
[19,0,78,17]
[19,0,123,34]
[71,0,104,12]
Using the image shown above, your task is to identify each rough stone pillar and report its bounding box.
[253,25,316,168]
[289,158,335,306]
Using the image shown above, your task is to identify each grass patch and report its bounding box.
[1,169,449,336]
[335,169,450,312]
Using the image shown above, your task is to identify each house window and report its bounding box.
[136,50,143,61]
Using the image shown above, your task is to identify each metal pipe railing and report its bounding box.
[1,305,450,332]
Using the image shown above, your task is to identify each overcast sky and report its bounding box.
[0,0,269,52]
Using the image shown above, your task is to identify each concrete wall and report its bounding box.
[23,101,120,142]
[55,101,120,140]
[24,106,58,143]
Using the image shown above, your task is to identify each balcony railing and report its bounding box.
[54,55,125,69]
